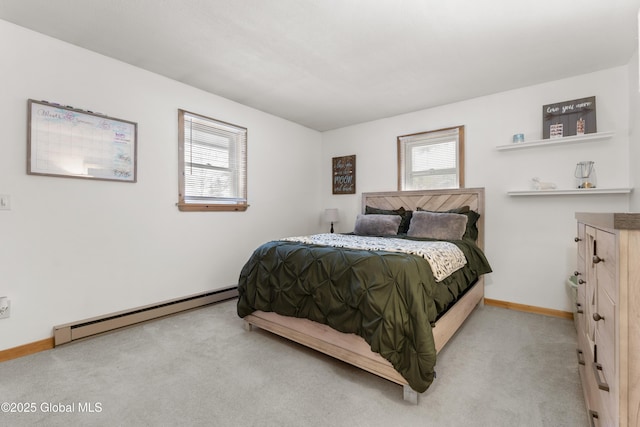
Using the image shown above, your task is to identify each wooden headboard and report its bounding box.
[362,188,485,249]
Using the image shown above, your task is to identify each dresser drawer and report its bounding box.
[578,350,598,416]
[580,337,617,427]
[594,330,617,422]
[577,222,586,259]
[594,229,616,301]
[575,277,586,332]
[595,288,615,371]
[595,288,617,425]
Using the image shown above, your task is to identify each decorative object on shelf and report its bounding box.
[512,133,524,143]
[324,208,339,233]
[332,155,356,194]
[531,177,557,190]
[575,161,597,188]
[543,96,596,139]
[550,123,564,139]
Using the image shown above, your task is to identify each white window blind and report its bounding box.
[398,126,464,190]
[178,110,247,211]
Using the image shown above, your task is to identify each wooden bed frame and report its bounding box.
[244,188,486,403]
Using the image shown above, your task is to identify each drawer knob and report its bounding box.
[593,313,604,321]
[592,255,603,264]
[578,279,586,285]
[574,237,582,242]
[574,271,581,276]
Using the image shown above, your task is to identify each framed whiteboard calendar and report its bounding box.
[27,100,137,182]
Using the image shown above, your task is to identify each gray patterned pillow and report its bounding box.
[407,211,468,240]
[354,214,402,236]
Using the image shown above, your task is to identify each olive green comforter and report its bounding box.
[237,236,492,393]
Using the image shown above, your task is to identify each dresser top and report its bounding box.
[576,212,640,230]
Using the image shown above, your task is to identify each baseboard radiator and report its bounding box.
[53,287,238,346]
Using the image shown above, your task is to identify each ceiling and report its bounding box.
[1,0,639,131]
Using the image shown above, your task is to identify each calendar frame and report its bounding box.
[27,99,138,183]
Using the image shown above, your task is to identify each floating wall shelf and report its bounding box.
[496,131,614,151]
[507,188,632,196]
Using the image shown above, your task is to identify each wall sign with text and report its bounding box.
[332,155,356,194]
[542,96,596,139]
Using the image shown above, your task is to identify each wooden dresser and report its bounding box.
[575,213,640,426]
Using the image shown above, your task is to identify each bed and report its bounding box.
[237,188,491,403]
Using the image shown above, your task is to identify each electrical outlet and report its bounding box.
[0,298,10,319]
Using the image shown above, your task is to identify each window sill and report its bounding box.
[177,203,249,212]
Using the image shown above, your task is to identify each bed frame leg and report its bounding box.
[244,320,254,332]
[403,385,419,404]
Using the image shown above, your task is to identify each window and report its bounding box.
[178,110,248,211]
[397,125,464,190]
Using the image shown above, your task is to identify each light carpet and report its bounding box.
[0,299,587,426]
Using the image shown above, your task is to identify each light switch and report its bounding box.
[0,194,11,210]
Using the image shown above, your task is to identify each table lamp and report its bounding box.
[324,208,339,233]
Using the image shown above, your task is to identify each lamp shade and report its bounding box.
[324,208,339,223]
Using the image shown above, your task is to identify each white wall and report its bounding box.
[2,18,637,352]
[322,67,631,313]
[0,20,323,351]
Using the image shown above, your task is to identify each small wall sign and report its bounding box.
[542,96,596,139]
[332,155,356,194]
